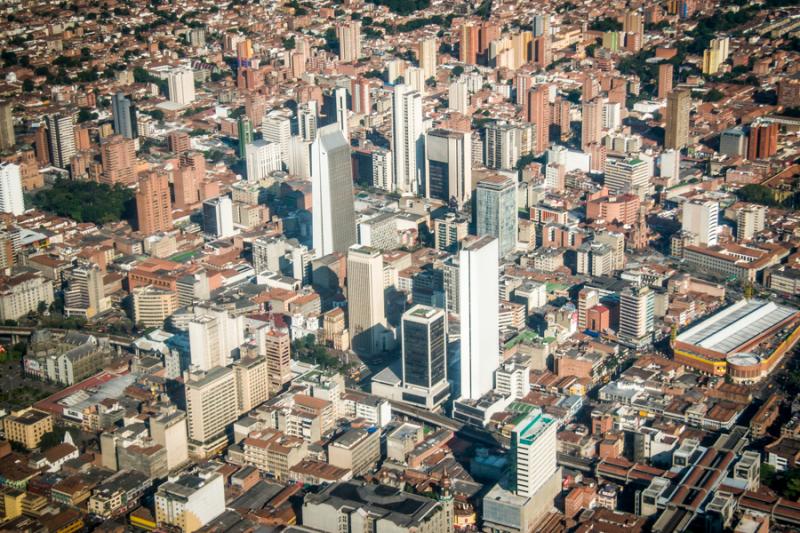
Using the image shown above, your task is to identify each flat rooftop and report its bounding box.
[676,299,798,356]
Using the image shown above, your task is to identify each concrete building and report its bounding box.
[136,171,172,236]
[3,408,53,449]
[0,272,54,322]
[245,139,282,181]
[233,356,269,414]
[619,286,655,347]
[111,92,138,140]
[202,196,235,239]
[392,84,425,195]
[401,305,450,410]
[259,326,292,395]
[476,175,518,257]
[604,157,650,199]
[133,286,178,328]
[155,469,225,533]
[64,263,109,319]
[682,199,719,247]
[336,20,362,63]
[425,129,472,207]
[327,428,381,477]
[665,90,690,150]
[167,67,196,105]
[0,101,15,150]
[0,162,24,216]
[736,204,767,241]
[150,408,189,471]
[185,366,239,458]
[347,245,388,356]
[45,113,76,169]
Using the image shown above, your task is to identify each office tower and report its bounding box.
[189,315,222,371]
[719,126,747,157]
[604,157,651,199]
[336,20,362,63]
[0,162,24,216]
[476,176,518,257]
[111,92,138,139]
[100,135,136,185]
[511,408,558,498]
[581,98,604,151]
[526,85,549,154]
[484,122,519,171]
[702,37,729,75]
[682,199,719,246]
[297,101,318,142]
[233,356,269,414]
[258,326,292,395]
[245,139,282,181]
[747,121,779,160]
[619,286,655,344]
[150,409,189,471]
[392,84,425,195]
[64,263,108,319]
[0,101,15,150]
[351,77,371,115]
[458,236,499,400]
[311,124,357,257]
[237,116,253,158]
[45,113,76,169]
[460,22,479,65]
[448,80,469,114]
[335,87,349,138]
[401,305,449,409]
[665,90,690,150]
[371,147,394,191]
[578,288,600,331]
[347,245,387,356]
[262,110,292,167]
[736,204,767,241]
[185,367,238,458]
[425,129,472,207]
[419,37,437,79]
[658,63,673,99]
[167,67,195,105]
[532,14,549,37]
[136,171,172,235]
[202,196,235,239]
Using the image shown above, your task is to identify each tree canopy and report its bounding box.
[31,180,135,225]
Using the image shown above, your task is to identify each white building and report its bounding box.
[245,139,282,181]
[513,408,558,498]
[682,199,719,247]
[167,68,195,106]
[0,162,24,216]
[155,469,225,532]
[458,236,500,400]
[448,80,469,114]
[262,110,293,167]
[202,197,235,239]
[391,84,425,195]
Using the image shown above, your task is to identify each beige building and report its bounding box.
[242,429,307,480]
[185,366,238,459]
[347,245,388,356]
[259,327,291,395]
[150,408,189,471]
[233,356,270,414]
[665,90,691,150]
[133,285,178,328]
[3,408,53,449]
[0,272,54,321]
[327,427,380,477]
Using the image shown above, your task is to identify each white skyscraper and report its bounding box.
[262,110,293,168]
[512,408,558,498]
[245,139,282,181]
[347,245,388,356]
[45,113,76,169]
[334,87,349,139]
[0,162,24,216]
[391,84,425,195]
[311,124,357,257]
[202,197,235,239]
[167,67,196,105]
[297,101,318,142]
[458,236,500,400]
[288,135,311,178]
[682,199,719,246]
[189,315,222,371]
[371,148,394,192]
[448,80,469,114]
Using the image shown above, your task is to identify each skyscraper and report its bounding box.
[185,366,238,458]
[167,67,195,105]
[476,176,518,257]
[682,199,719,246]
[581,97,604,151]
[484,122,520,171]
[334,87,349,138]
[0,101,15,151]
[747,121,779,160]
[262,110,292,167]
[189,315,222,371]
[458,236,499,400]
[526,85,549,154]
[347,245,387,356]
[419,37,437,79]
[0,162,24,217]
[336,20,362,63]
[604,157,651,199]
[237,116,253,159]
[245,139,282,181]
[401,305,450,410]
[351,77,371,115]
[258,326,292,395]
[111,92,138,140]
[100,135,137,185]
[511,408,558,498]
[619,286,655,345]
[297,101,319,142]
[460,22,479,65]
[202,196,235,239]
[391,84,425,195]
[136,171,172,236]
[657,63,673,99]
[665,90,690,150]
[311,124,357,257]
[45,113,76,169]
[448,80,469,114]
[425,129,472,208]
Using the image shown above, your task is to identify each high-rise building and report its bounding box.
[719,126,748,157]
[0,162,24,216]
[136,171,172,235]
[526,85,549,154]
[233,356,269,414]
[245,139,282,181]
[237,116,253,159]
[747,121,779,160]
[401,305,450,410]
[476,176,518,257]
[258,326,292,395]
[167,67,196,105]
[578,288,600,331]
[665,90,690,150]
[702,37,730,75]
[150,409,189,471]
[311,124,357,257]
[45,113,76,169]
[460,22,479,65]
[64,263,109,319]
[155,468,225,531]
[351,77,371,115]
[185,367,238,458]
[202,196,235,239]
[392,84,425,195]
[100,134,137,185]
[189,315,222,371]
[736,204,767,242]
[262,110,292,167]
[448,80,469,114]
[111,92,138,140]
[682,199,719,246]
[458,236,500,400]
[0,101,15,150]
[336,20,362,63]
[512,408,558,498]
[657,63,673,99]
[532,14,549,37]
[581,97,604,151]
[347,245,387,356]
[371,147,393,191]
[168,131,191,155]
[619,286,655,344]
[425,129,472,207]
[604,157,651,199]
[419,37,437,79]
[132,286,178,328]
[484,122,520,171]
[334,86,349,138]
[434,212,468,253]
[297,101,318,142]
